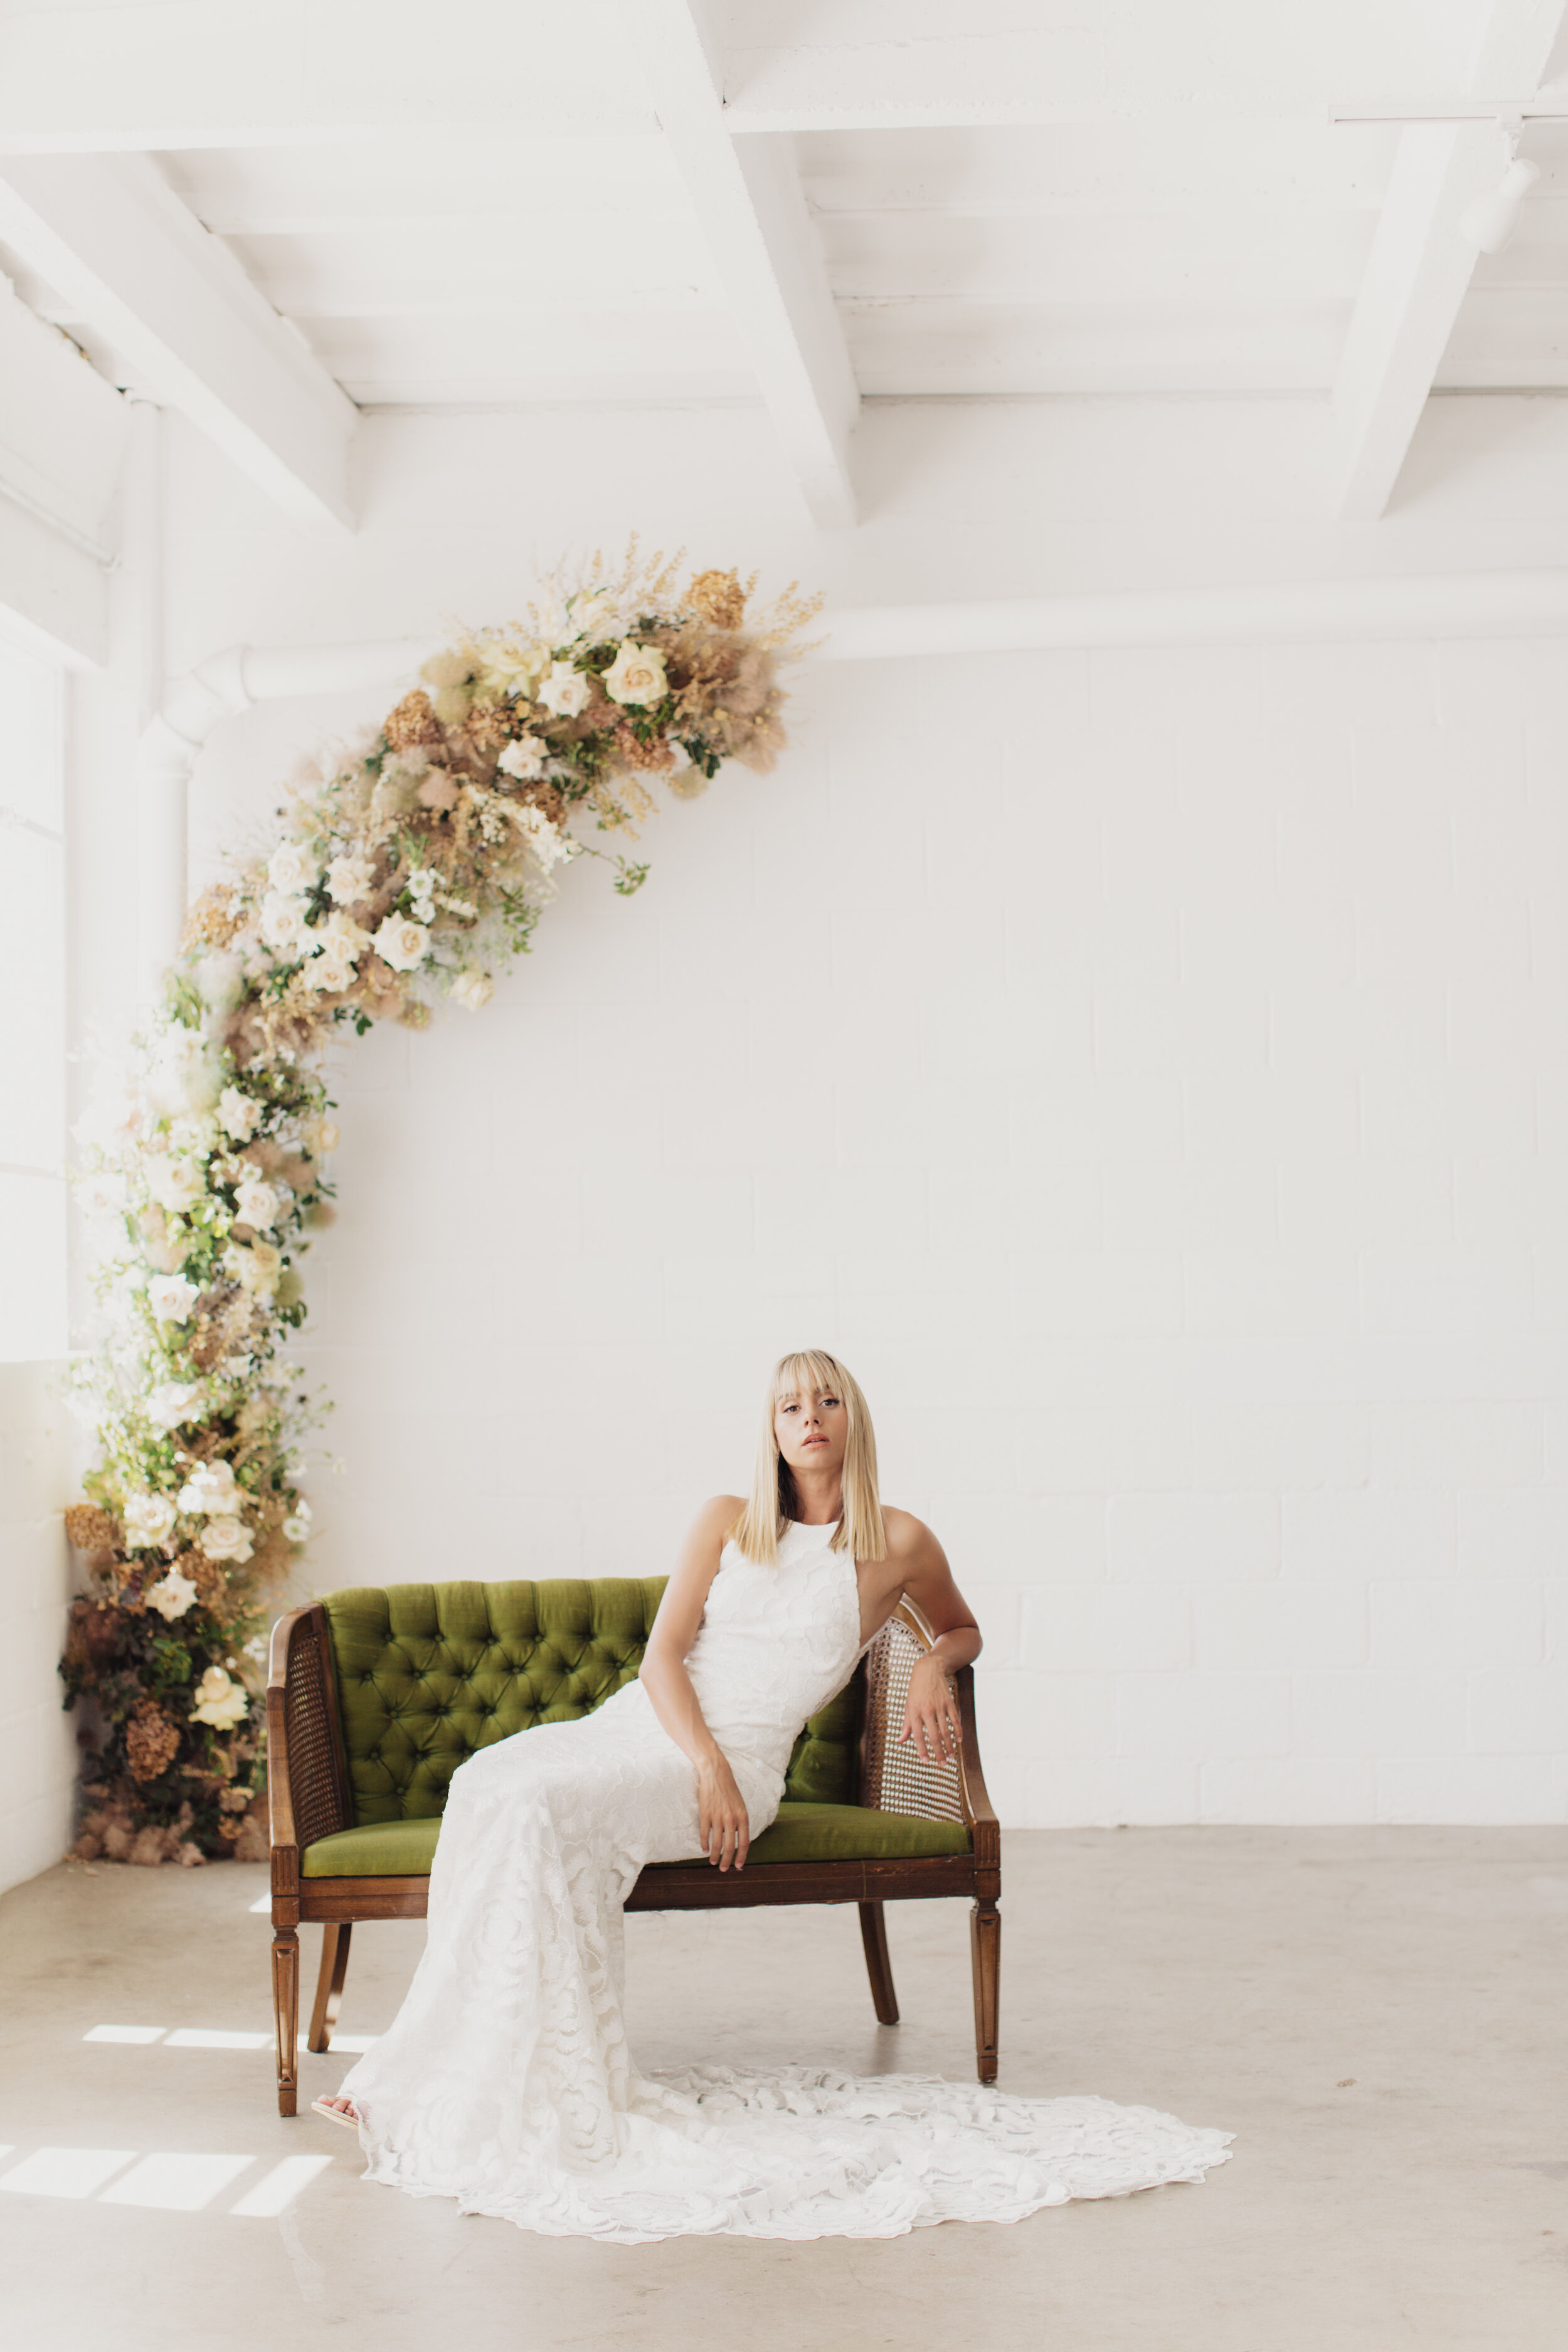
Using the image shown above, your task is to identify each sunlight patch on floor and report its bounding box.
[80,2023,381,2053]
[0,2146,332,2215]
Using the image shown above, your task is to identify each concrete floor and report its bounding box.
[0,1829,1564,2352]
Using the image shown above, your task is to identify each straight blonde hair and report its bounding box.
[731,1349,887,1564]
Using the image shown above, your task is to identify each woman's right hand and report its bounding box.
[696,1752,750,1872]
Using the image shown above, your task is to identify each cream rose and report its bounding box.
[326,854,374,904]
[177,1459,242,1515]
[258,891,312,954]
[217,1086,260,1143]
[496,735,548,781]
[144,1156,205,1214]
[190,1664,249,1727]
[198,1518,255,1567]
[146,1569,198,1622]
[267,842,315,895]
[124,1491,177,1550]
[309,1119,341,1158]
[373,914,430,973]
[145,1380,203,1432]
[147,1273,200,1325]
[304,950,356,995]
[233,1176,281,1232]
[228,1239,282,1296]
[602,641,668,708]
[538,662,591,718]
[450,969,494,1012]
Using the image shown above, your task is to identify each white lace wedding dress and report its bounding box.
[337,1520,1231,2240]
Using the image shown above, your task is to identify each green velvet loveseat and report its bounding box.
[267,1578,1000,2116]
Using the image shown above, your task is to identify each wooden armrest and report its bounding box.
[267,1603,352,1887]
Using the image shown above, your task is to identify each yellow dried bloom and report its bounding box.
[687,569,748,630]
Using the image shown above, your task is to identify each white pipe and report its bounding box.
[815,569,1568,661]
[134,637,431,981]
[137,567,1568,976]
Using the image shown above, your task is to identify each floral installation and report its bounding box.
[63,551,816,1865]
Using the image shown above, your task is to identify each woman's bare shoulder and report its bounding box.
[880,1505,943,1565]
[692,1494,746,1538]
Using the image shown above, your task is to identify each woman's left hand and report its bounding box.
[899,1653,961,1765]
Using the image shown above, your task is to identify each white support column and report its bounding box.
[622,0,859,528]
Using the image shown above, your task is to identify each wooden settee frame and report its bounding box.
[267,1594,1001,2116]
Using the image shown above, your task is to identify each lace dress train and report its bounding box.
[337,1523,1232,2240]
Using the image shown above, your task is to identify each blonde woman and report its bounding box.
[314,1349,1230,2237]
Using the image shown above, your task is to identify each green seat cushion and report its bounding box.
[300,1800,969,1878]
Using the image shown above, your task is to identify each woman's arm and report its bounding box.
[638,1495,754,1870]
[886,1514,982,1767]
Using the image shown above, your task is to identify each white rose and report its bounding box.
[146,1380,203,1432]
[217,1087,260,1143]
[510,802,576,872]
[450,969,494,1013]
[177,1459,241,1515]
[267,842,315,895]
[538,661,591,718]
[123,1491,177,1550]
[146,1569,199,1622]
[321,909,370,956]
[304,951,356,995]
[326,854,374,904]
[78,1171,127,1217]
[373,914,430,973]
[282,1514,311,1544]
[601,641,668,709]
[258,892,312,953]
[144,1156,205,1214]
[147,1273,200,1324]
[311,1120,341,1157]
[233,1177,281,1232]
[565,590,616,641]
[496,735,548,781]
[198,1517,255,1566]
[190,1663,249,1727]
[228,1239,282,1296]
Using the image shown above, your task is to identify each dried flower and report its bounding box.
[64,1504,120,1552]
[687,568,747,629]
[125,1699,182,1784]
[384,689,444,751]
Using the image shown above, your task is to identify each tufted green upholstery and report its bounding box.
[313,1579,897,1870]
[323,1580,669,1824]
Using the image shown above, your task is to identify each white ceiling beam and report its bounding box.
[0,154,357,530]
[0,275,127,664]
[1330,0,1568,521]
[623,0,858,529]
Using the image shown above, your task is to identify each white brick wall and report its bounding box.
[157,396,1568,1825]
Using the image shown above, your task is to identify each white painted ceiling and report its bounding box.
[1,0,1567,529]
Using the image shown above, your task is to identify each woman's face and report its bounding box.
[774,1385,847,1482]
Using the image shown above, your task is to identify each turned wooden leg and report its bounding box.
[858,1899,900,2026]
[307,1922,352,2053]
[970,1897,1000,2085]
[272,1927,300,2116]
